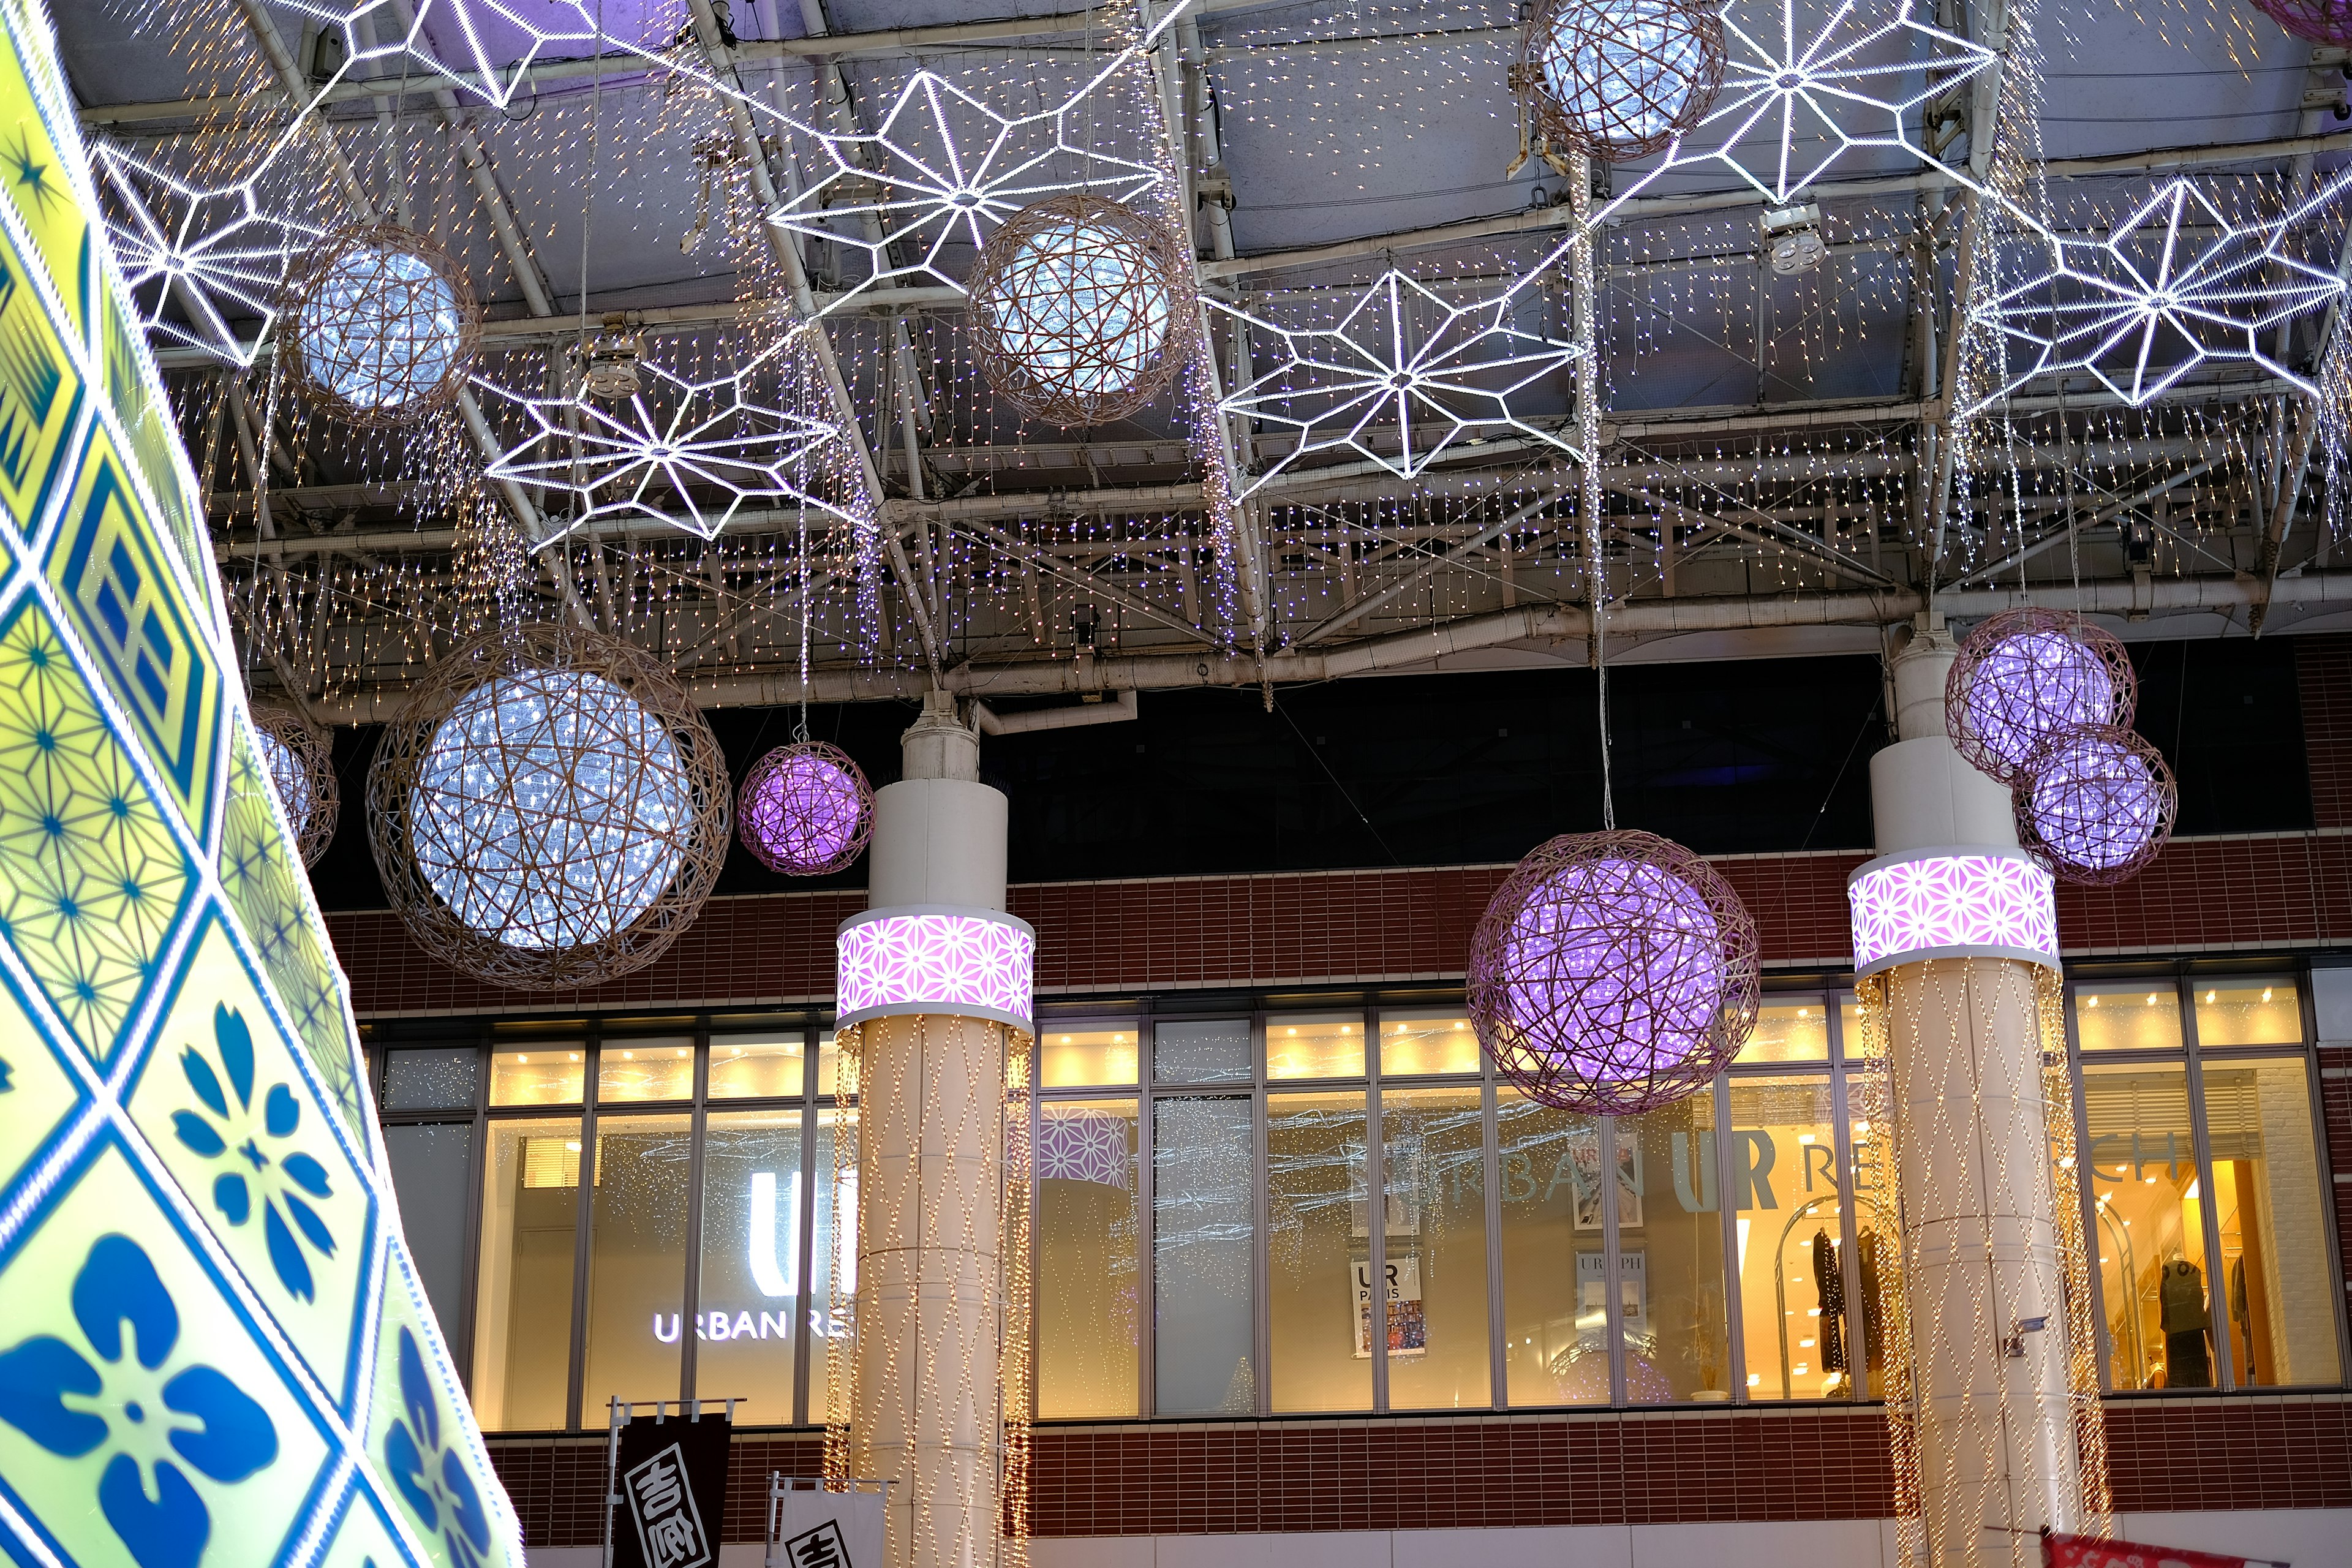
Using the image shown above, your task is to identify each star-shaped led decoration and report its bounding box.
[769,56,1164,317]
[1964,177,2347,413]
[1211,273,1583,497]
[1689,0,1995,203]
[478,336,855,545]
[271,0,641,109]
[94,140,324,368]
[6,127,62,219]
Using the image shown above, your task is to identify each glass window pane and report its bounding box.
[1727,1077,1850,1401]
[2074,982,2184,1052]
[1267,1090,1371,1411]
[1380,1013,1482,1077]
[1496,1091,1610,1406]
[818,1033,843,1098]
[580,1113,693,1415]
[384,1046,480,1112]
[695,1108,805,1424]
[1267,1013,1365,1080]
[2082,1063,2211,1389]
[1154,1019,1252,1084]
[472,1117,579,1430]
[1837,994,1877,1060]
[490,1047,585,1106]
[1847,1093,1895,1400]
[2193,980,2302,1048]
[709,1034,807,1100]
[2197,1058,2340,1386]
[384,1123,475,1357]
[1152,1097,1255,1415]
[597,1038,696,1104]
[1379,1087,1490,1409]
[1038,1100,1141,1417]
[1737,1000,1830,1065]
[812,1104,856,1424]
[1039,1023,1141,1089]
[1619,1097,1732,1403]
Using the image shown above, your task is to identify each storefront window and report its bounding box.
[2196,1058,2340,1386]
[812,1104,856,1424]
[580,1114,693,1417]
[384,1123,475,1354]
[2195,980,2302,1048]
[1041,1024,1142,1089]
[1619,1096,1732,1403]
[1728,1077,1851,1401]
[1496,1091,1610,1406]
[384,1046,479,1112]
[1379,1087,1490,1409]
[709,1035,807,1099]
[817,1032,845,1098]
[472,1117,579,1430]
[695,1108,805,1424]
[1155,1019,1253,1084]
[1381,1013,1481,1076]
[1153,1096,1254,1414]
[1267,1089,1372,1411]
[2075,982,2184,1052]
[490,1047,584,1106]
[2082,1062,2210,1389]
[1267,1013,1365,1080]
[1036,1100,1141,1416]
[1736,1001,1830,1065]
[598,1038,696,1103]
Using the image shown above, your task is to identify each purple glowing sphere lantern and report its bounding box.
[738,741,874,875]
[2245,0,2352,46]
[2014,723,2177,886]
[1945,607,2136,787]
[1467,829,1761,1115]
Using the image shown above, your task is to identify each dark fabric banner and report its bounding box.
[611,1413,732,1568]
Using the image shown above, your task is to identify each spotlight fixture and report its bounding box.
[579,314,644,400]
[1762,203,1825,275]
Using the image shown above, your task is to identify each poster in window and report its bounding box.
[1568,1128,1642,1232]
[1352,1254,1426,1357]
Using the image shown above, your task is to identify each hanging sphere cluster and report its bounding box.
[1518,0,1726,162]
[738,741,875,875]
[368,622,730,989]
[284,222,480,427]
[1945,608,2175,884]
[967,194,1193,428]
[249,703,338,867]
[1467,829,1760,1115]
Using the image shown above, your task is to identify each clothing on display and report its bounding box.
[1856,1228,1885,1379]
[1812,1227,1846,1375]
[2160,1257,2212,1389]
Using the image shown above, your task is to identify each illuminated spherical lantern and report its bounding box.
[2014,723,2177,886]
[967,193,1193,428]
[1468,829,1760,1115]
[2245,0,2352,46]
[1944,607,2137,787]
[1519,0,1725,161]
[250,703,337,867]
[367,623,729,989]
[284,222,479,426]
[738,740,874,875]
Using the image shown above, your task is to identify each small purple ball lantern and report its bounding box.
[2246,0,2352,47]
[737,741,874,875]
[2014,723,2179,886]
[1468,829,1761,1115]
[1945,607,2137,787]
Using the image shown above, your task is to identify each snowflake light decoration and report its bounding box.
[479,336,850,545]
[769,62,1163,317]
[2015,724,2177,886]
[268,0,636,110]
[738,740,873,875]
[284,222,480,427]
[1966,176,2350,413]
[1213,273,1581,497]
[250,703,339,867]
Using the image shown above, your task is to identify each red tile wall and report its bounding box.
[2298,635,2352,831]
[481,1396,2352,1546]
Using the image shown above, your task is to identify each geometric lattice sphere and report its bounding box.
[1945,607,2137,788]
[366,622,730,989]
[968,193,1192,428]
[1467,829,1760,1115]
[285,222,480,428]
[2014,723,2178,886]
[2246,0,2352,45]
[1520,0,1726,161]
[250,702,338,867]
[739,741,873,875]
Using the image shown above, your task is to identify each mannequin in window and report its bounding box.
[1856,1228,1885,1382]
[1812,1227,1846,1379]
[2159,1253,2211,1388]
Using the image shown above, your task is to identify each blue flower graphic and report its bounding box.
[0,1232,279,1568]
[384,1327,492,1568]
[171,1004,336,1302]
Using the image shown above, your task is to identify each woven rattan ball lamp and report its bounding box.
[250,703,338,867]
[367,622,729,989]
[1517,0,1726,160]
[283,222,480,427]
[967,193,1194,428]
[1944,606,2138,787]
[2247,0,2352,44]
[738,740,874,875]
[2015,723,2178,886]
[1468,829,1760,1114]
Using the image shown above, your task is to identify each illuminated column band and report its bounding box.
[1847,847,2059,977]
[836,907,1037,1033]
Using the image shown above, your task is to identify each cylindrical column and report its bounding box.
[835,691,1033,1568]
[1849,625,2106,1566]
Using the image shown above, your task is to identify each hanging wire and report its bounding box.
[1574,151,1614,830]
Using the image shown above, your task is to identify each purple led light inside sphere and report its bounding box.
[2015,723,2177,886]
[1945,607,2136,787]
[1467,829,1760,1115]
[738,741,873,875]
[2245,0,2352,46]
